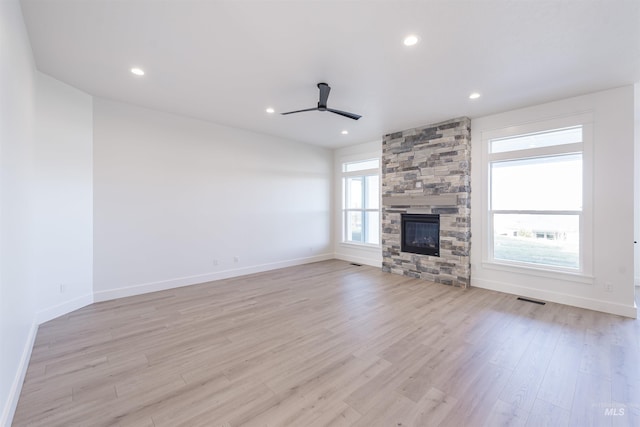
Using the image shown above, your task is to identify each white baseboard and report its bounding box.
[93,253,334,302]
[472,277,638,318]
[1,319,38,427]
[36,293,94,325]
[334,252,382,268]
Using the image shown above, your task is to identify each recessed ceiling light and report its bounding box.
[469,92,481,99]
[130,67,145,76]
[341,130,349,135]
[266,107,275,114]
[403,35,418,46]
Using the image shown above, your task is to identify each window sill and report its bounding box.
[340,242,381,251]
[481,260,594,285]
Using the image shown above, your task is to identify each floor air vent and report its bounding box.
[517,297,546,305]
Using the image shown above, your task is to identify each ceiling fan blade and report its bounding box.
[327,108,362,120]
[281,107,319,115]
[282,83,360,120]
[318,83,331,107]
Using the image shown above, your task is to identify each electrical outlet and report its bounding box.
[213,259,219,266]
[233,256,239,263]
[605,282,613,292]
[59,284,66,293]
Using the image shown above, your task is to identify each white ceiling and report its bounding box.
[21,0,640,148]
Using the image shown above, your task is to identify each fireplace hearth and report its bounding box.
[401,214,440,256]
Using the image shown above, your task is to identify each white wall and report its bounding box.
[33,73,94,323]
[0,1,38,424]
[0,1,94,424]
[93,98,333,300]
[333,140,383,267]
[471,86,637,318]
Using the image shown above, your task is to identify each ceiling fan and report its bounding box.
[281,83,362,120]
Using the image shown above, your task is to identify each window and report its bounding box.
[342,158,380,245]
[486,124,590,272]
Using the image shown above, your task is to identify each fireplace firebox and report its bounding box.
[401,214,440,256]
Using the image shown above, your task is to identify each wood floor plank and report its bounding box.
[484,399,529,427]
[536,329,583,411]
[343,343,435,414]
[498,320,560,413]
[12,260,639,427]
[405,387,458,426]
[568,372,613,427]
[611,344,640,427]
[350,391,415,427]
[525,399,571,427]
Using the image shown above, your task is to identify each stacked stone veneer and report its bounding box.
[382,117,471,288]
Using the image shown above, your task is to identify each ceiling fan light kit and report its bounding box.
[281,83,362,120]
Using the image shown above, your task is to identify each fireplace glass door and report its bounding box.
[401,214,440,256]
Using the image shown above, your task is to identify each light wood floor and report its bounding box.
[13,260,640,426]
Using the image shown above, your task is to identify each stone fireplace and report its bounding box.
[381,117,471,288]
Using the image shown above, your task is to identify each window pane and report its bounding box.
[493,213,579,268]
[365,175,379,209]
[344,158,380,172]
[341,158,380,246]
[345,177,363,209]
[490,126,582,153]
[491,154,582,211]
[365,211,380,244]
[346,211,363,242]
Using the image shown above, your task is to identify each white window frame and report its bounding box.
[481,113,594,279]
[341,158,381,247]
